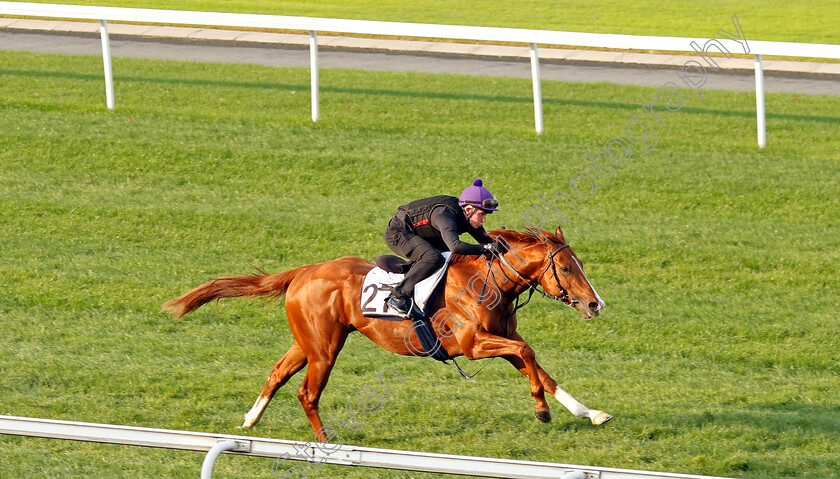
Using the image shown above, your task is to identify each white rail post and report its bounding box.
[754,54,766,148]
[99,19,115,110]
[529,43,544,134]
[310,30,320,122]
[201,440,239,479]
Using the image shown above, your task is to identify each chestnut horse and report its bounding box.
[163,226,611,439]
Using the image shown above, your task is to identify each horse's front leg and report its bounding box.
[459,329,551,421]
[502,333,612,426]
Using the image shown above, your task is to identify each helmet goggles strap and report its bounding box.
[463,198,499,209]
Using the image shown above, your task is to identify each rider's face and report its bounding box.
[465,206,488,228]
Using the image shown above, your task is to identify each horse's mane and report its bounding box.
[448,228,559,264]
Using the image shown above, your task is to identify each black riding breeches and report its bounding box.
[384,216,445,298]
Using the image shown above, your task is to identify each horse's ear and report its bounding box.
[554,226,566,242]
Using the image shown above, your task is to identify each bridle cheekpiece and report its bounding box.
[491,242,575,308]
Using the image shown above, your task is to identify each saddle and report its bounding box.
[374,254,412,274]
[361,253,454,362]
[361,252,452,318]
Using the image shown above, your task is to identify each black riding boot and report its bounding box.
[386,290,412,317]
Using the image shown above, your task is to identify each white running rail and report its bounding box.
[0,415,738,479]
[1,2,838,145]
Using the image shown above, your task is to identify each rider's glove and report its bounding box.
[482,241,507,258]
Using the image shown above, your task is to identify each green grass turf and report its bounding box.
[11,0,840,44]
[0,49,839,479]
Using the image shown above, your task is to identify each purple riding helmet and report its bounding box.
[458,178,499,212]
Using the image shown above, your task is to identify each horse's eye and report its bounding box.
[561,266,570,274]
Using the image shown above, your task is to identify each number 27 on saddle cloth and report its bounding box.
[360,252,453,318]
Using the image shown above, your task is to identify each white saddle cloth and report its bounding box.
[360,252,452,317]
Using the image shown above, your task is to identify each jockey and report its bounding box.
[384,178,505,317]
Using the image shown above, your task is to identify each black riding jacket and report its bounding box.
[395,195,493,254]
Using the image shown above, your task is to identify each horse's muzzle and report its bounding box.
[577,299,603,319]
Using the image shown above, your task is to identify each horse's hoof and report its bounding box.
[589,410,613,426]
[534,409,552,423]
[241,417,255,429]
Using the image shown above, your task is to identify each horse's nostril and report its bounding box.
[588,301,600,312]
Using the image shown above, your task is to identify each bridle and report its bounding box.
[491,242,575,307]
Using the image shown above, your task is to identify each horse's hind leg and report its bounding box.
[296,330,351,442]
[242,342,307,428]
[297,360,338,442]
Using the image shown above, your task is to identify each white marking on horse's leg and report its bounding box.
[553,385,590,419]
[553,386,613,425]
[242,394,271,428]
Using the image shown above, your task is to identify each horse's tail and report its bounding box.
[162,266,309,319]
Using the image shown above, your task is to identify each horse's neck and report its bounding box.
[451,255,533,301]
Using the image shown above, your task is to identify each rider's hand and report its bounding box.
[482,241,506,258]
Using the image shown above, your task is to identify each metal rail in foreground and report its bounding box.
[0,415,736,479]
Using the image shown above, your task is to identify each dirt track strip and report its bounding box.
[1,23,839,95]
